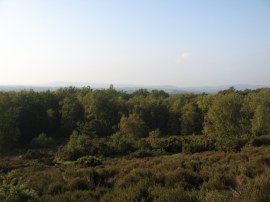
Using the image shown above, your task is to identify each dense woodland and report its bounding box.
[0,86,270,201]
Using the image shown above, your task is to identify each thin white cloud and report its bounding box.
[176,52,190,63]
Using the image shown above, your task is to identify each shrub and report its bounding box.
[39,190,98,202]
[24,149,50,160]
[165,169,203,190]
[0,174,38,202]
[148,136,182,153]
[149,129,162,138]
[101,179,151,202]
[119,114,148,138]
[47,182,66,195]
[242,164,258,178]
[215,136,249,152]
[255,156,270,166]
[58,131,92,161]
[250,135,270,147]
[182,137,215,154]
[201,190,233,202]
[76,156,102,167]
[109,132,136,155]
[69,178,89,191]
[115,168,152,188]
[31,133,54,148]
[199,174,234,196]
[129,149,153,158]
[150,185,198,202]
[241,172,270,202]
[79,169,100,189]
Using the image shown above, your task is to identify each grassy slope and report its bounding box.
[1,145,270,201]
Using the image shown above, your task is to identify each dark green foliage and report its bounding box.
[0,173,38,202]
[39,191,98,202]
[59,95,84,136]
[129,149,153,158]
[76,156,102,167]
[24,149,51,160]
[119,114,148,138]
[182,135,215,154]
[0,86,270,154]
[180,103,202,135]
[215,135,250,152]
[148,136,182,153]
[58,131,92,160]
[204,91,247,137]
[82,87,128,136]
[250,88,270,135]
[250,135,270,147]
[1,87,270,201]
[31,133,54,148]
[15,91,53,144]
[109,132,136,155]
[0,93,21,153]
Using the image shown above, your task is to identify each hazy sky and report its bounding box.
[0,0,270,87]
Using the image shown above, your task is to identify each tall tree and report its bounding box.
[204,92,246,137]
[0,93,20,153]
[250,88,270,135]
[119,114,148,138]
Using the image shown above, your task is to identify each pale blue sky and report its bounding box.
[0,0,269,87]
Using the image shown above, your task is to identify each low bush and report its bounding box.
[31,133,55,149]
[150,185,198,202]
[57,131,92,161]
[24,149,50,160]
[47,181,67,195]
[76,156,102,167]
[250,135,270,147]
[148,136,182,153]
[39,190,98,202]
[165,169,203,190]
[0,174,38,202]
[101,179,151,202]
[129,149,153,158]
[69,178,89,191]
[182,141,214,154]
[241,171,270,201]
[215,136,249,152]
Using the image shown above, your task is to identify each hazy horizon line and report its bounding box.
[1,81,270,89]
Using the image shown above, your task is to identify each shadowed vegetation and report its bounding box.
[0,87,270,201]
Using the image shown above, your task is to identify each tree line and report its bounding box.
[0,86,270,154]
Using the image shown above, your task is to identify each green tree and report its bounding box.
[128,91,169,134]
[252,104,270,135]
[82,88,127,136]
[59,95,84,136]
[119,114,148,138]
[204,92,246,137]
[0,93,20,153]
[180,103,202,135]
[14,91,49,144]
[204,92,249,151]
[250,89,270,135]
[0,172,37,202]
[60,131,92,160]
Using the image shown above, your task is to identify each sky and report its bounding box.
[0,0,270,87]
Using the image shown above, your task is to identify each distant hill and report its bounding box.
[1,83,270,94]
